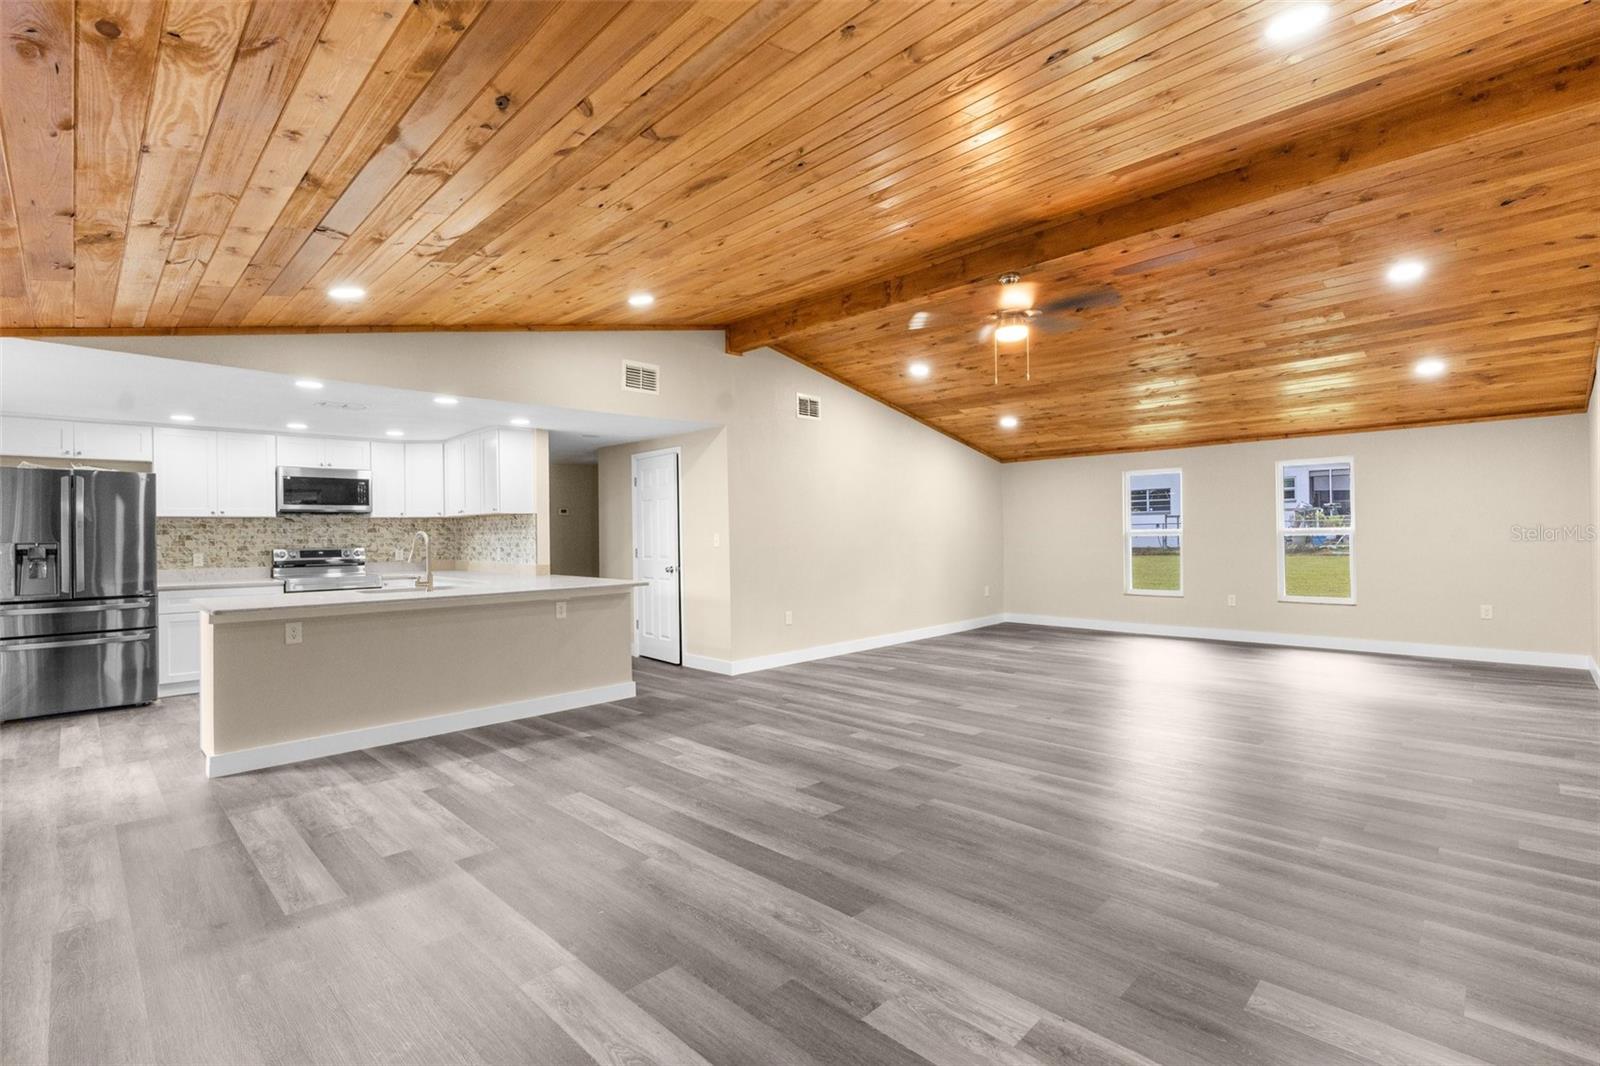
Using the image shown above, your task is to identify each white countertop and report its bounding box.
[158,567,281,590]
[193,571,643,623]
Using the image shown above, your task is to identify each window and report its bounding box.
[1277,457,1354,603]
[1130,487,1172,513]
[1125,469,1182,596]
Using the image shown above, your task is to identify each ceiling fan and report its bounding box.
[977,272,1120,383]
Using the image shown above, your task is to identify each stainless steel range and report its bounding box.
[272,547,383,593]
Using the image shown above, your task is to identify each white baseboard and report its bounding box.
[679,615,1006,676]
[1004,612,1592,672]
[205,681,636,778]
[159,680,198,699]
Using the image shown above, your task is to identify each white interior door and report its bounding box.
[632,450,681,664]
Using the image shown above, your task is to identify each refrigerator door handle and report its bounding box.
[1,598,151,616]
[73,475,86,593]
[1,630,152,652]
[57,476,73,596]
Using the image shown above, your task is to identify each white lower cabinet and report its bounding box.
[158,585,267,695]
[158,612,201,691]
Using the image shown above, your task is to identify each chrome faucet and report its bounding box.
[408,530,433,591]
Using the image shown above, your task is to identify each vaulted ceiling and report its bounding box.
[2,0,1597,460]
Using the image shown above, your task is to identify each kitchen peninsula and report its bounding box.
[193,572,642,776]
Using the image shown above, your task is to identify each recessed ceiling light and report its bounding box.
[1413,357,1447,379]
[327,285,365,301]
[168,413,195,422]
[1264,3,1328,44]
[627,292,654,308]
[433,396,458,406]
[385,429,405,437]
[994,322,1030,344]
[998,414,1020,430]
[907,361,931,380]
[285,422,308,430]
[1385,258,1427,285]
[509,417,531,427]
[294,379,323,390]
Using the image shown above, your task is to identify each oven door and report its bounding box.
[276,468,372,514]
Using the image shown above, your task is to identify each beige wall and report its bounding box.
[1003,415,1593,656]
[1590,373,1600,665]
[724,349,1002,659]
[548,462,599,577]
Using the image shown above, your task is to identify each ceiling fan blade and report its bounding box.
[1039,288,1121,314]
[1033,315,1082,336]
[976,322,995,343]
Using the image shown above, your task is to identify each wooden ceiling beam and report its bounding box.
[721,40,1600,355]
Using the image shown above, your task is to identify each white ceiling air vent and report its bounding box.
[622,360,660,394]
[796,393,821,420]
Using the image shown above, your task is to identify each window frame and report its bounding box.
[1275,456,1356,606]
[1123,467,1183,598]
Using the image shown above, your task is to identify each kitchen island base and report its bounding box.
[197,577,640,777]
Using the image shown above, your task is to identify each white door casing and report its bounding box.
[632,449,681,664]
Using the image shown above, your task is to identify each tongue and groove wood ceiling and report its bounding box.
[1,0,1597,460]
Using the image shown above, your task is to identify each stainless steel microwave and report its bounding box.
[276,467,372,514]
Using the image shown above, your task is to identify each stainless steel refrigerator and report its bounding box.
[1,467,157,721]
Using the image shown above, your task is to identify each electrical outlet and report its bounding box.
[555,601,567,620]
[192,552,205,568]
[1227,594,1237,607]
[984,585,990,598]
[284,622,302,645]
[713,532,721,548]
[1480,604,1494,620]
[394,548,406,561]
[784,610,793,626]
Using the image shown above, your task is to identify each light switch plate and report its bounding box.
[784,610,793,626]
[555,601,567,619]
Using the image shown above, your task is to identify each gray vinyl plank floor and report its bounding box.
[2,623,1598,1065]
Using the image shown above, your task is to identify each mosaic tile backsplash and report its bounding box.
[156,514,536,570]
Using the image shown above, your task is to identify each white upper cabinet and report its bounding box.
[0,416,152,461]
[323,438,371,470]
[275,435,371,469]
[214,432,276,517]
[274,435,323,468]
[462,431,485,515]
[369,441,407,517]
[0,416,74,458]
[404,443,444,517]
[494,429,535,513]
[153,428,217,517]
[441,428,535,516]
[69,422,153,461]
[156,428,275,517]
[443,437,466,516]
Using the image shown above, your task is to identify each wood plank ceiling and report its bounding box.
[1,0,1597,459]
